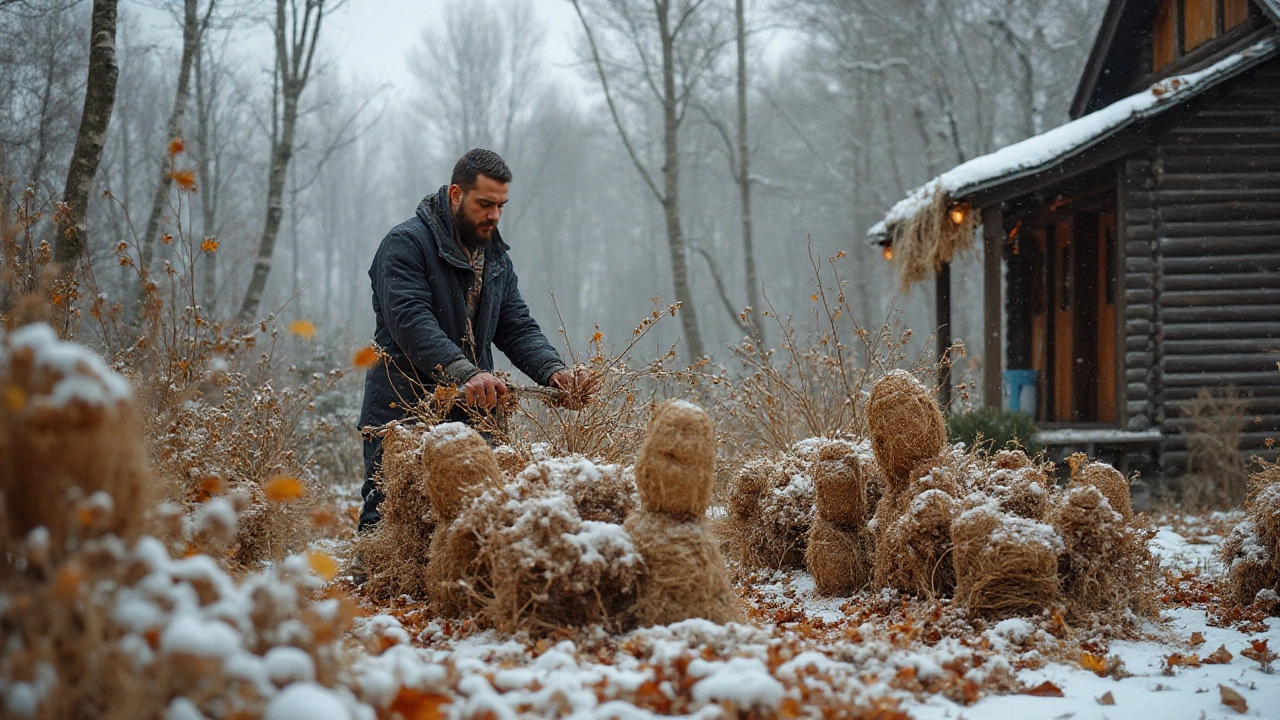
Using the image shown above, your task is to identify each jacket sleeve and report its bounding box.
[493,261,566,386]
[371,233,476,383]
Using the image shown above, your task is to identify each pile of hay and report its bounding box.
[357,422,437,600]
[722,450,817,570]
[975,450,1054,521]
[951,499,1062,617]
[626,400,740,626]
[888,188,979,290]
[1046,485,1156,621]
[1221,458,1280,608]
[1066,453,1132,521]
[806,440,876,595]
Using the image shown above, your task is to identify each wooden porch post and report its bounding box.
[982,206,1003,409]
[936,262,952,410]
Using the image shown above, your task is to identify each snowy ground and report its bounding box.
[339,514,1280,720]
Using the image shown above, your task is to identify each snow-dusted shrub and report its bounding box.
[805,440,876,596]
[1066,455,1132,521]
[1221,459,1280,610]
[721,450,816,570]
[357,422,437,601]
[951,499,1063,617]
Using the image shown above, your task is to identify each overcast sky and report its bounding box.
[126,0,589,94]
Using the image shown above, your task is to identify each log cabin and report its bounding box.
[870,0,1280,475]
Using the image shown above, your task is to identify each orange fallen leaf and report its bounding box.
[352,345,378,369]
[389,687,451,720]
[1189,631,1205,647]
[1219,685,1247,714]
[1204,645,1233,664]
[289,320,317,339]
[264,476,305,502]
[1023,681,1064,697]
[1097,691,1115,706]
[2,385,25,412]
[306,550,338,582]
[1080,652,1107,675]
[53,562,85,600]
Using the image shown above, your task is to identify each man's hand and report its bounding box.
[462,372,507,409]
[549,367,600,410]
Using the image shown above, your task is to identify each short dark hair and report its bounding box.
[451,148,512,190]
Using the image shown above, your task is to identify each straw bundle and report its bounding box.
[875,488,958,597]
[0,324,150,563]
[806,516,874,596]
[722,453,815,569]
[522,458,638,525]
[976,466,1054,521]
[1067,456,1132,522]
[1047,485,1156,621]
[866,371,947,484]
[1220,520,1274,606]
[356,422,438,600]
[422,422,504,523]
[625,511,740,626]
[889,188,978,290]
[633,400,716,518]
[627,400,740,626]
[951,502,1063,617]
[812,440,868,526]
[457,484,643,633]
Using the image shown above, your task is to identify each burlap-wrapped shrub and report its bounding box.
[1067,456,1132,522]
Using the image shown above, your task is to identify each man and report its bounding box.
[357,149,593,530]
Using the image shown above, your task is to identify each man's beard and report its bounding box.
[454,204,494,252]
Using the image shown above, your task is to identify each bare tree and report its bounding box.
[571,0,729,361]
[54,0,119,269]
[237,0,336,323]
[137,0,218,275]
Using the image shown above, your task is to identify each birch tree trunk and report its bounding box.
[138,0,204,274]
[54,0,119,269]
[734,0,760,344]
[237,0,327,323]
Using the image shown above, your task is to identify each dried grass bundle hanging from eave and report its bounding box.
[889,188,978,290]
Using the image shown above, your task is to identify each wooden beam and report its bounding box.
[982,206,1003,409]
[936,262,952,411]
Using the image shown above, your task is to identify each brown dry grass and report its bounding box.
[888,188,978,290]
[1221,458,1280,609]
[721,452,815,570]
[812,440,870,526]
[875,488,959,598]
[951,503,1062,617]
[1180,387,1249,509]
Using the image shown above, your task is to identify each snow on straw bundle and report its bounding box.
[523,456,638,525]
[627,400,740,625]
[1047,485,1157,621]
[976,465,1055,521]
[1066,455,1132,522]
[357,422,438,600]
[951,500,1062,617]
[866,370,947,485]
[1221,520,1275,606]
[422,422,504,523]
[888,187,978,290]
[633,400,716,517]
[0,324,150,562]
[456,481,643,633]
[875,488,959,597]
[721,453,815,569]
[625,511,740,625]
[812,440,869,526]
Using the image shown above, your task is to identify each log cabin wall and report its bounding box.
[1122,56,1280,471]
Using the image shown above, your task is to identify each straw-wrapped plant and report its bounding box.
[805,440,876,595]
[1047,485,1157,622]
[1221,458,1280,609]
[951,500,1063,617]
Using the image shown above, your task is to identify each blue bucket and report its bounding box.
[1003,369,1039,419]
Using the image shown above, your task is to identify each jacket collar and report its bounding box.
[417,185,510,270]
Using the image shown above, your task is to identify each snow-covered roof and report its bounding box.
[869,34,1280,240]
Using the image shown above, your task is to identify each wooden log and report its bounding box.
[1164,337,1280,354]
[1158,171,1280,191]
[1163,353,1280,373]
[1162,370,1280,387]
[1163,272,1280,291]
[1162,288,1280,307]
[1161,321,1280,340]
[1159,221,1280,241]
[1162,305,1280,323]
[1161,254,1280,274]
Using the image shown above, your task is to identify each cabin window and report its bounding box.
[1153,0,1254,73]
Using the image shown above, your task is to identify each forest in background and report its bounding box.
[0,0,1106,381]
